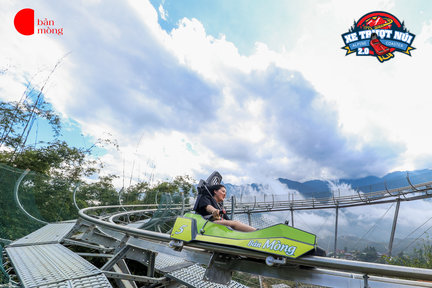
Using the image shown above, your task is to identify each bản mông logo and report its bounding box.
[341,11,415,63]
[14,8,64,36]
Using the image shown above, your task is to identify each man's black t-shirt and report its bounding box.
[195,194,229,220]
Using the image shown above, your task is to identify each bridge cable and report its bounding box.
[394,214,432,250]
[294,211,315,233]
[400,225,432,253]
[398,218,432,252]
[352,203,394,251]
[316,211,333,236]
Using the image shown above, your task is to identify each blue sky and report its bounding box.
[1,0,432,186]
[149,0,308,55]
[150,0,432,54]
[27,117,106,157]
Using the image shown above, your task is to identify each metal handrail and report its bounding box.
[72,182,81,211]
[14,169,48,225]
[224,180,432,212]
[78,204,432,282]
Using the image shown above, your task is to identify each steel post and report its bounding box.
[334,206,339,258]
[147,252,156,277]
[388,198,401,257]
[231,195,235,220]
[290,209,294,227]
[363,274,369,288]
[181,191,185,215]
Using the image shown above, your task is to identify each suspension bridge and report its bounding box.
[2,168,432,288]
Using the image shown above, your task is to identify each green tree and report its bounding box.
[79,175,119,206]
[386,241,432,268]
[0,73,107,238]
[0,143,103,239]
[0,141,99,177]
[142,175,196,205]
[0,85,61,158]
[358,246,378,262]
[121,182,150,205]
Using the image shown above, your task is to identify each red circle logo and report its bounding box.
[14,8,34,35]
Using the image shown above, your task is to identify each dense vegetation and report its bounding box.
[385,241,432,268]
[333,243,432,270]
[0,82,195,241]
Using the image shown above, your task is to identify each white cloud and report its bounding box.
[0,2,67,104]
[158,3,168,21]
[2,0,432,187]
[276,1,432,173]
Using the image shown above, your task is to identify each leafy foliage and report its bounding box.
[0,88,61,156]
[385,240,432,268]
[79,175,120,206]
[357,246,379,263]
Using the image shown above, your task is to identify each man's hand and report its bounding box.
[212,209,221,220]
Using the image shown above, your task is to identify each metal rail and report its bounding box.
[10,169,432,286]
[227,180,432,213]
[78,205,432,284]
[14,169,48,225]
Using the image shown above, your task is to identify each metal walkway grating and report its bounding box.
[168,264,248,288]
[10,222,76,247]
[154,252,193,273]
[35,274,112,288]
[6,244,111,288]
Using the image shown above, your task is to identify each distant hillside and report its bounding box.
[224,169,432,199]
[319,235,422,256]
[223,183,268,199]
[277,169,432,198]
[220,170,432,253]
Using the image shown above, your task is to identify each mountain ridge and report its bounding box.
[224,169,432,198]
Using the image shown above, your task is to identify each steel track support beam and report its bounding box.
[114,260,138,288]
[79,225,121,248]
[147,251,156,277]
[63,238,113,252]
[388,198,401,257]
[101,246,131,271]
[203,253,232,285]
[103,271,168,284]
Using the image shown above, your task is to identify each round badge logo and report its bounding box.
[341,11,415,63]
